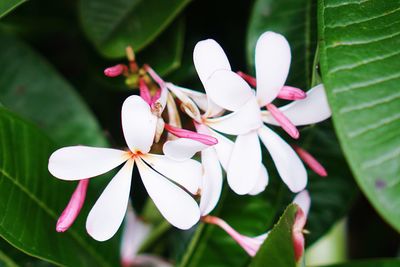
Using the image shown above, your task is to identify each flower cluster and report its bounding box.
[48,31,331,262]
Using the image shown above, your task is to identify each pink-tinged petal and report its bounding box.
[139,78,152,105]
[164,124,218,145]
[258,126,307,192]
[293,190,311,218]
[136,158,200,229]
[248,165,269,196]
[104,64,127,77]
[237,71,257,88]
[193,39,231,85]
[292,208,306,262]
[86,160,134,241]
[166,93,182,131]
[56,179,89,232]
[205,97,262,135]
[163,138,209,161]
[255,32,291,106]
[120,203,151,266]
[266,103,299,139]
[277,86,306,100]
[48,146,128,180]
[166,83,202,121]
[121,95,158,153]
[204,70,255,111]
[206,128,234,171]
[227,131,262,195]
[129,255,173,267]
[200,148,223,215]
[293,145,328,177]
[141,153,202,195]
[261,84,331,126]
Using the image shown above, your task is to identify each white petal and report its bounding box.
[227,131,262,195]
[255,32,291,106]
[261,84,331,126]
[163,138,209,161]
[122,95,158,153]
[176,86,210,112]
[136,159,200,229]
[133,255,173,267]
[211,130,234,170]
[86,160,134,241]
[205,97,262,135]
[48,146,128,180]
[200,148,223,215]
[204,70,254,111]
[141,154,201,195]
[193,39,231,85]
[120,203,151,263]
[293,190,311,217]
[166,83,202,121]
[258,126,307,193]
[248,165,269,195]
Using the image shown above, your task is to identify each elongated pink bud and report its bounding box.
[143,64,165,87]
[293,146,327,177]
[266,103,299,139]
[202,216,265,257]
[56,179,89,232]
[104,64,127,77]
[277,86,306,100]
[139,78,152,105]
[164,124,218,146]
[237,71,257,87]
[292,208,306,262]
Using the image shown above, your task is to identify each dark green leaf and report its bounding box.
[0,0,26,19]
[0,34,107,147]
[247,0,317,89]
[318,259,400,267]
[318,0,400,231]
[79,0,190,58]
[0,107,118,266]
[249,204,298,267]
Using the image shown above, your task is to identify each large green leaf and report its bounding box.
[0,34,107,147]
[0,0,26,19]
[318,0,400,231]
[249,204,298,267]
[79,0,190,58]
[247,0,317,89]
[0,107,118,266]
[318,259,400,267]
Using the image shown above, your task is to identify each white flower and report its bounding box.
[48,95,201,241]
[195,32,331,194]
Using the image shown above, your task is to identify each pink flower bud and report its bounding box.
[56,179,89,232]
[164,124,218,146]
[293,146,328,177]
[266,103,299,139]
[292,208,306,262]
[139,78,152,105]
[277,86,307,100]
[237,71,257,87]
[104,64,126,77]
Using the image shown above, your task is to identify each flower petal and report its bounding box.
[163,138,209,161]
[193,39,231,85]
[141,154,202,195]
[122,95,158,153]
[136,158,200,229]
[261,84,331,126]
[48,146,128,180]
[255,32,291,106]
[204,70,255,111]
[208,129,234,170]
[258,126,307,192]
[200,148,223,215]
[248,165,269,195]
[293,190,311,217]
[227,131,262,195]
[86,160,134,241]
[166,83,202,121]
[205,97,262,135]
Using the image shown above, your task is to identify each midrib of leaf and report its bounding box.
[0,0,27,19]
[0,249,18,267]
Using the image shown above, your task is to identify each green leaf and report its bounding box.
[249,204,298,267]
[318,259,400,267]
[0,107,118,266]
[0,0,26,19]
[79,0,190,58]
[0,34,107,147]
[318,0,400,231]
[247,0,317,89]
